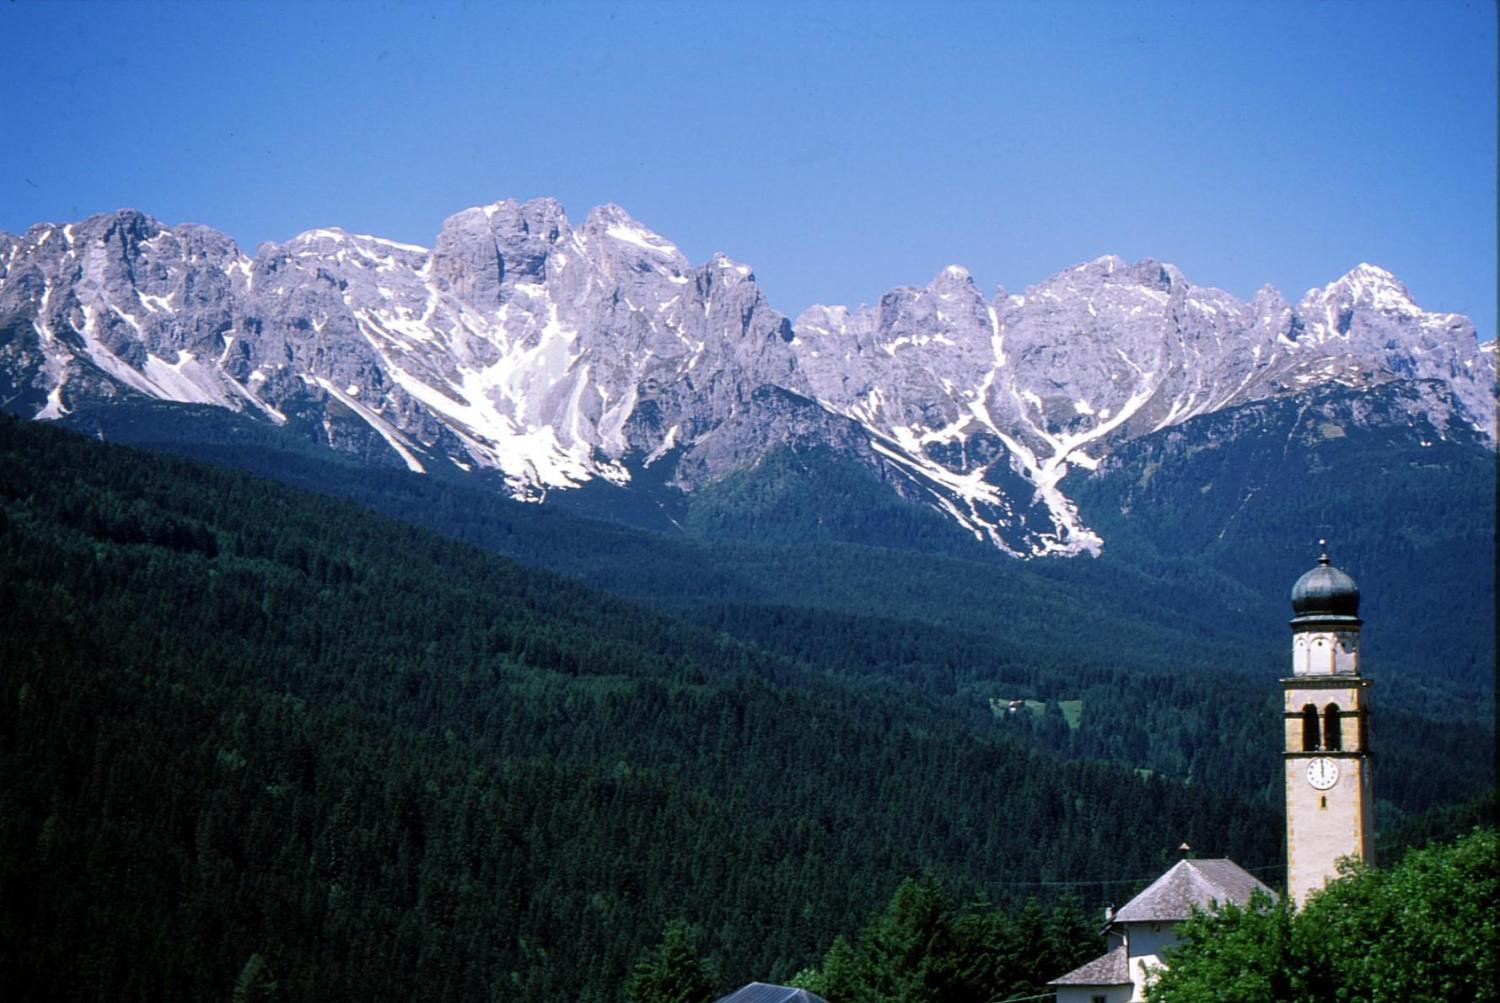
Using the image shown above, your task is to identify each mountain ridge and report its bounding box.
[2,200,1493,557]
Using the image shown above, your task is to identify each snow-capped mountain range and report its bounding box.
[1,200,1493,557]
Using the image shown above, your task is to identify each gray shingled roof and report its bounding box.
[1048,945,1129,986]
[714,983,829,1003]
[1112,858,1274,923]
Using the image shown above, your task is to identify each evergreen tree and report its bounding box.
[625,920,717,1003]
[802,875,1097,1003]
[231,953,279,1003]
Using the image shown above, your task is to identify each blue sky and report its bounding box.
[4,1,1495,337]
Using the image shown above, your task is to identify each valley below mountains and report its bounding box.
[3,199,1494,558]
[1,200,1494,1002]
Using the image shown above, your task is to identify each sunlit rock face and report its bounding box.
[2,201,1493,556]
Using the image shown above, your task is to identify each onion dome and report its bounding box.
[1290,540,1361,625]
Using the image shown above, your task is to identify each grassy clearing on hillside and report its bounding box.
[990,697,1083,731]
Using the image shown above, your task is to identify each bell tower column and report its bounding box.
[1283,541,1374,907]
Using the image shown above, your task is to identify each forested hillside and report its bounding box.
[1072,381,1497,703]
[58,399,1496,820]
[2,416,1293,1001]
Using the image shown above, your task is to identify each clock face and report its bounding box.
[1307,757,1339,790]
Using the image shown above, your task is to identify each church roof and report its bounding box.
[714,983,828,1003]
[1048,945,1128,986]
[1112,858,1274,923]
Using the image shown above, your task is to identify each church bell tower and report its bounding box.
[1283,541,1374,906]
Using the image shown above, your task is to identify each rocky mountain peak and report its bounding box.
[97,208,162,245]
[584,203,681,255]
[932,264,974,287]
[1123,257,1182,292]
[283,227,364,256]
[705,250,753,274]
[1309,262,1419,317]
[1250,283,1286,305]
[1,199,1492,558]
[488,197,569,236]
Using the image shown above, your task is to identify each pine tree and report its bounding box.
[231,952,279,1003]
[625,920,717,1003]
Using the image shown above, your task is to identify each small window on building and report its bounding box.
[1093,995,1107,1003]
[1302,704,1320,751]
[1324,703,1342,751]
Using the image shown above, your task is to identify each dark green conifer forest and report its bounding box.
[0,412,1492,1000]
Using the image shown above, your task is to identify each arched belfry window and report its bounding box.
[1324,703,1343,751]
[1302,704,1320,751]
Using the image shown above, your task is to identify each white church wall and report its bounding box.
[1124,922,1180,1001]
[1055,984,1132,1003]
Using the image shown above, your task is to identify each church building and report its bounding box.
[1048,544,1375,1001]
[1048,857,1274,1003]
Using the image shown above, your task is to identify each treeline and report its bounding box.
[1,416,1285,1000]
[629,875,1105,1003]
[792,874,1101,1003]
